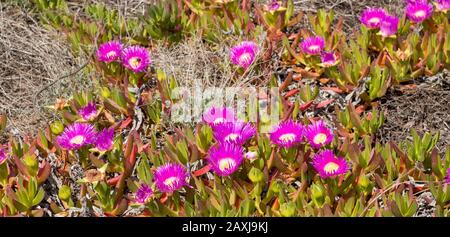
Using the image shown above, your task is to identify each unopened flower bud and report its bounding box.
[270,180,282,194]
[100,86,111,98]
[248,167,264,183]
[58,185,72,201]
[280,202,296,217]
[23,154,38,176]
[50,121,65,135]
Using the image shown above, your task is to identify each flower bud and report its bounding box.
[280,202,296,217]
[248,167,264,183]
[270,180,282,194]
[100,86,111,98]
[50,121,65,135]
[23,154,38,176]
[58,185,72,201]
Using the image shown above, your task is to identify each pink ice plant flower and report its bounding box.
[78,102,97,121]
[312,150,350,179]
[229,41,259,69]
[57,123,96,150]
[445,168,450,184]
[406,0,428,3]
[213,121,256,146]
[300,36,325,55]
[97,40,122,63]
[265,0,282,12]
[202,107,237,128]
[406,2,434,23]
[0,147,7,164]
[269,1,281,11]
[269,120,304,148]
[121,46,151,73]
[436,0,450,11]
[320,51,338,67]
[135,183,153,204]
[360,8,387,29]
[154,163,189,193]
[94,127,114,152]
[208,143,244,177]
[380,14,400,37]
[305,120,334,149]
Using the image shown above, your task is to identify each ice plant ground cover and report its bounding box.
[0,0,449,217]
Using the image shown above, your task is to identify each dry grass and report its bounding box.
[152,35,274,89]
[378,71,450,153]
[66,0,152,19]
[0,2,90,137]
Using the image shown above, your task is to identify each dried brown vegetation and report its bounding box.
[379,71,450,152]
[0,2,90,136]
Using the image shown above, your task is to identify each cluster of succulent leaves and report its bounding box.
[0,0,448,216]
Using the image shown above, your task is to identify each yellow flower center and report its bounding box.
[129,57,141,69]
[308,45,320,51]
[69,135,85,145]
[368,17,381,24]
[163,176,179,187]
[106,51,117,58]
[313,133,328,145]
[239,53,252,64]
[414,10,426,18]
[214,0,232,3]
[219,158,236,172]
[225,133,239,142]
[279,133,296,143]
[324,162,340,173]
[213,117,225,125]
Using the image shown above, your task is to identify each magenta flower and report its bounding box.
[135,183,153,204]
[154,163,189,193]
[121,46,151,73]
[436,0,450,11]
[213,121,256,145]
[57,123,96,150]
[406,0,428,3]
[311,150,350,178]
[229,41,259,69]
[380,15,400,37]
[78,102,97,121]
[265,0,282,11]
[269,120,304,148]
[208,143,244,177]
[360,8,387,28]
[94,128,114,151]
[300,36,325,55]
[305,120,334,149]
[97,41,122,63]
[202,107,237,128]
[320,51,338,67]
[406,2,433,23]
[445,168,450,184]
[0,147,7,165]
[269,1,281,11]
